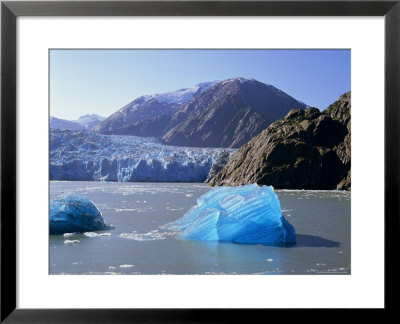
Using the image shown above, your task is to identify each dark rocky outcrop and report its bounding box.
[209,92,351,190]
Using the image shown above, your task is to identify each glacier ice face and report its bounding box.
[162,184,296,244]
[50,195,112,235]
[50,129,235,182]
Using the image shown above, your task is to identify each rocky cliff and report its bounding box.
[209,92,351,190]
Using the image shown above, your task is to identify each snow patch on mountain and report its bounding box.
[50,117,85,131]
[51,114,106,131]
[75,114,106,130]
[138,81,218,106]
[220,77,260,85]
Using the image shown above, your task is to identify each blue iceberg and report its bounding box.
[50,195,112,235]
[162,184,296,244]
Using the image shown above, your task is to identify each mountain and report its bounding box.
[92,81,217,134]
[75,114,106,130]
[162,77,308,148]
[50,116,85,130]
[50,114,105,131]
[94,77,308,148]
[208,91,351,190]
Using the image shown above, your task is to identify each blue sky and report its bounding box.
[50,49,350,120]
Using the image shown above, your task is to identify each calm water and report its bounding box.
[49,181,350,275]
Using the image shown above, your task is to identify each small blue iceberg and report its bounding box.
[50,195,112,235]
[162,184,296,244]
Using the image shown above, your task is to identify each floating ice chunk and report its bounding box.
[84,232,98,238]
[64,240,80,245]
[50,195,112,235]
[162,184,296,244]
[119,230,174,241]
[83,231,111,237]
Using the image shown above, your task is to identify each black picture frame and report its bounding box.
[1,0,398,322]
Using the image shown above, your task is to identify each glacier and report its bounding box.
[50,129,235,182]
[162,184,296,244]
[50,195,113,235]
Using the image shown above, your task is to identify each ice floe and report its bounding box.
[119,230,175,241]
[162,184,296,244]
[64,240,80,245]
[50,195,113,235]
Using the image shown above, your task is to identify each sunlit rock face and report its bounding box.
[162,184,296,245]
[50,195,112,235]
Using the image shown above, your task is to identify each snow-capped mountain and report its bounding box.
[50,114,106,131]
[93,81,218,133]
[162,77,308,148]
[95,77,308,148]
[50,116,85,131]
[75,114,106,130]
[140,81,218,106]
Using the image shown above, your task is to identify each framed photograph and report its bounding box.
[1,0,398,321]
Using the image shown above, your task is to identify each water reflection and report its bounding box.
[178,240,284,274]
[293,234,340,248]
